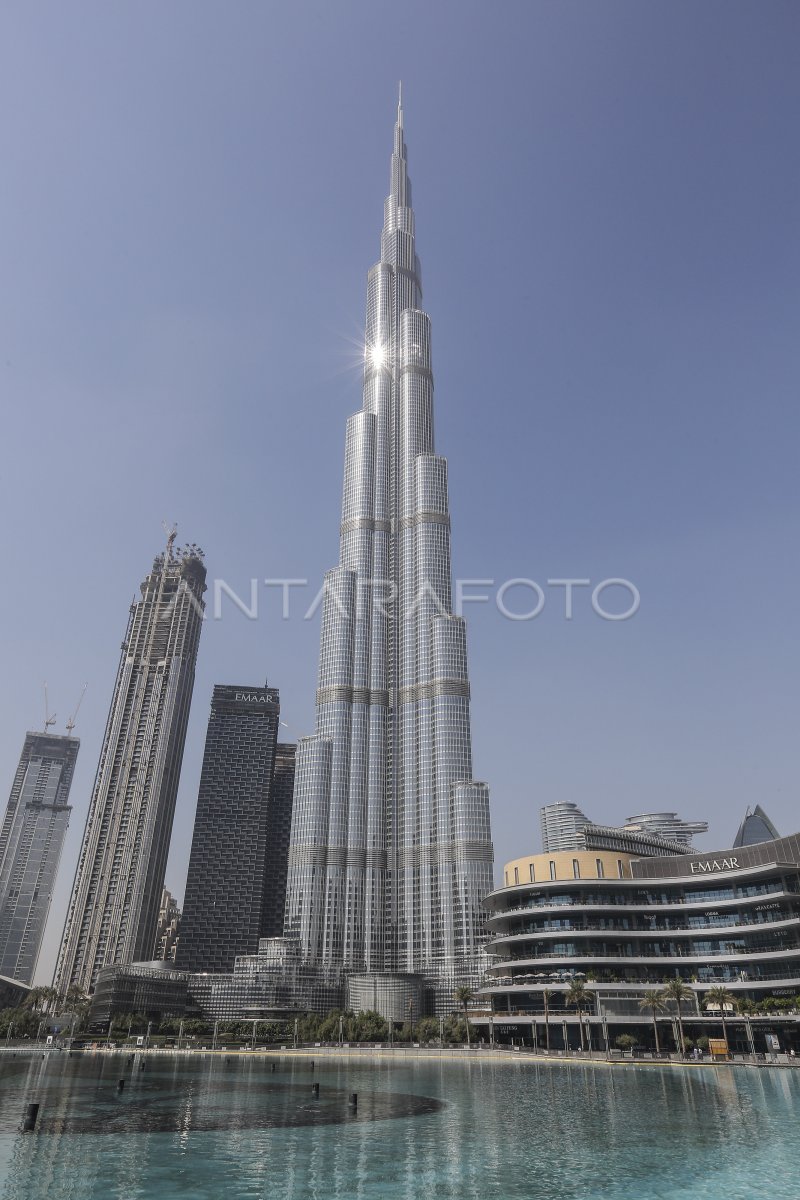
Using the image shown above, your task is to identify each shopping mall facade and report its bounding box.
[478,832,800,1055]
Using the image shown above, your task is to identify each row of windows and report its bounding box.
[506,858,627,887]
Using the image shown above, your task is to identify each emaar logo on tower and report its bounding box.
[689,857,740,874]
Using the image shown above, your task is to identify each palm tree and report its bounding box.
[704,985,736,1052]
[28,986,58,1013]
[63,985,86,1009]
[22,987,49,1013]
[664,978,694,1055]
[638,988,668,1054]
[541,988,553,1052]
[566,980,593,1050]
[454,986,475,1047]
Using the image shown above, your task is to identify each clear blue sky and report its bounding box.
[1,1,798,983]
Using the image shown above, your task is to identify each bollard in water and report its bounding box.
[22,1103,39,1132]
[348,1092,358,1110]
[270,1063,276,1072]
[310,1061,314,1070]
[117,1079,125,1092]
[312,1082,319,1096]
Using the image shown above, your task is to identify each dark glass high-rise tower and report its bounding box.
[284,94,494,1005]
[263,742,297,939]
[177,684,296,974]
[0,731,79,984]
[54,534,206,995]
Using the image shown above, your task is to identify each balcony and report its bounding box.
[489,914,800,941]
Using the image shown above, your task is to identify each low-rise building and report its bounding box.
[89,961,188,1026]
[480,832,800,1055]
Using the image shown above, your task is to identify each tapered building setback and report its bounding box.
[54,535,206,995]
[284,96,494,1006]
[0,732,78,984]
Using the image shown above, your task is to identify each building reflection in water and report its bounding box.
[1,1054,799,1200]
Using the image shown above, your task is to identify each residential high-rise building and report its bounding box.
[623,812,708,846]
[284,93,494,1008]
[540,802,591,853]
[0,731,79,984]
[176,685,296,974]
[54,534,206,995]
[733,805,780,848]
[262,742,297,939]
[153,887,181,962]
[541,802,708,856]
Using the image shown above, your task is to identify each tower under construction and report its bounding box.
[54,534,206,995]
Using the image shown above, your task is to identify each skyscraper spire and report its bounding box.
[284,98,493,1009]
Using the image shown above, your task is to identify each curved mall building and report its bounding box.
[479,832,800,1054]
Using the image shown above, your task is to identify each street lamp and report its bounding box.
[407,998,414,1044]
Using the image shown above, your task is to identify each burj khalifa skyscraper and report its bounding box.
[284,92,494,1010]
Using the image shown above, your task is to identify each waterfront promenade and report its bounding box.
[2,1041,797,1070]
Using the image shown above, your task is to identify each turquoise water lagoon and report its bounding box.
[0,1052,798,1199]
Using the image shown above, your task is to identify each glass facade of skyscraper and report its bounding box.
[284,96,494,1008]
[0,731,78,984]
[54,537,206,995]
[177,684,296,974]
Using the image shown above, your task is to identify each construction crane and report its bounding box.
[66,683,88,736]
[43,683,57,731]
[162,520,178,558]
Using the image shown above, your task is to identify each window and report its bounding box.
[549,861,556,881]
[617,859,625,879]
[514,867,519,885]
[573,860,581,880]
[596,859,604,879]
[529,863,535,883]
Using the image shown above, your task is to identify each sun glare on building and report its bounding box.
[369,342,387,369]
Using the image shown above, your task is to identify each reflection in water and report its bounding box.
[1,1053,799,1200]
